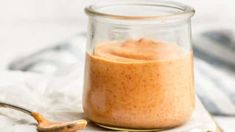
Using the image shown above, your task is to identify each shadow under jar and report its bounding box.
[83,0,195,131]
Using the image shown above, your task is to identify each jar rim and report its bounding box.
[85,0,195,20]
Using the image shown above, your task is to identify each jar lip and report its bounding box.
[85,0,195,20]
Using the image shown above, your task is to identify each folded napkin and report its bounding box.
[193,30,235,116]
[8,30,235,116]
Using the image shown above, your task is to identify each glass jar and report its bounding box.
[83,0,195,131]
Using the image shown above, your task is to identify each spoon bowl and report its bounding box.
[37,120,87,132]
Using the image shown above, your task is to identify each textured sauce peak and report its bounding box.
[95,38,185,62]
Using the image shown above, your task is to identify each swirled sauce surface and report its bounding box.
[95,38,185,62]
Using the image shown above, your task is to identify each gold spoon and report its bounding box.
[0,102,87,132]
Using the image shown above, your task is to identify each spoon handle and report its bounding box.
[0,102,32,115]
[0,102,47,124]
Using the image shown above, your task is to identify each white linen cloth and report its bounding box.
[9,32,235,116]
[0,69,217,132]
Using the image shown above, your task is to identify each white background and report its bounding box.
[0,0,234,69]
[0,0,234,131]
